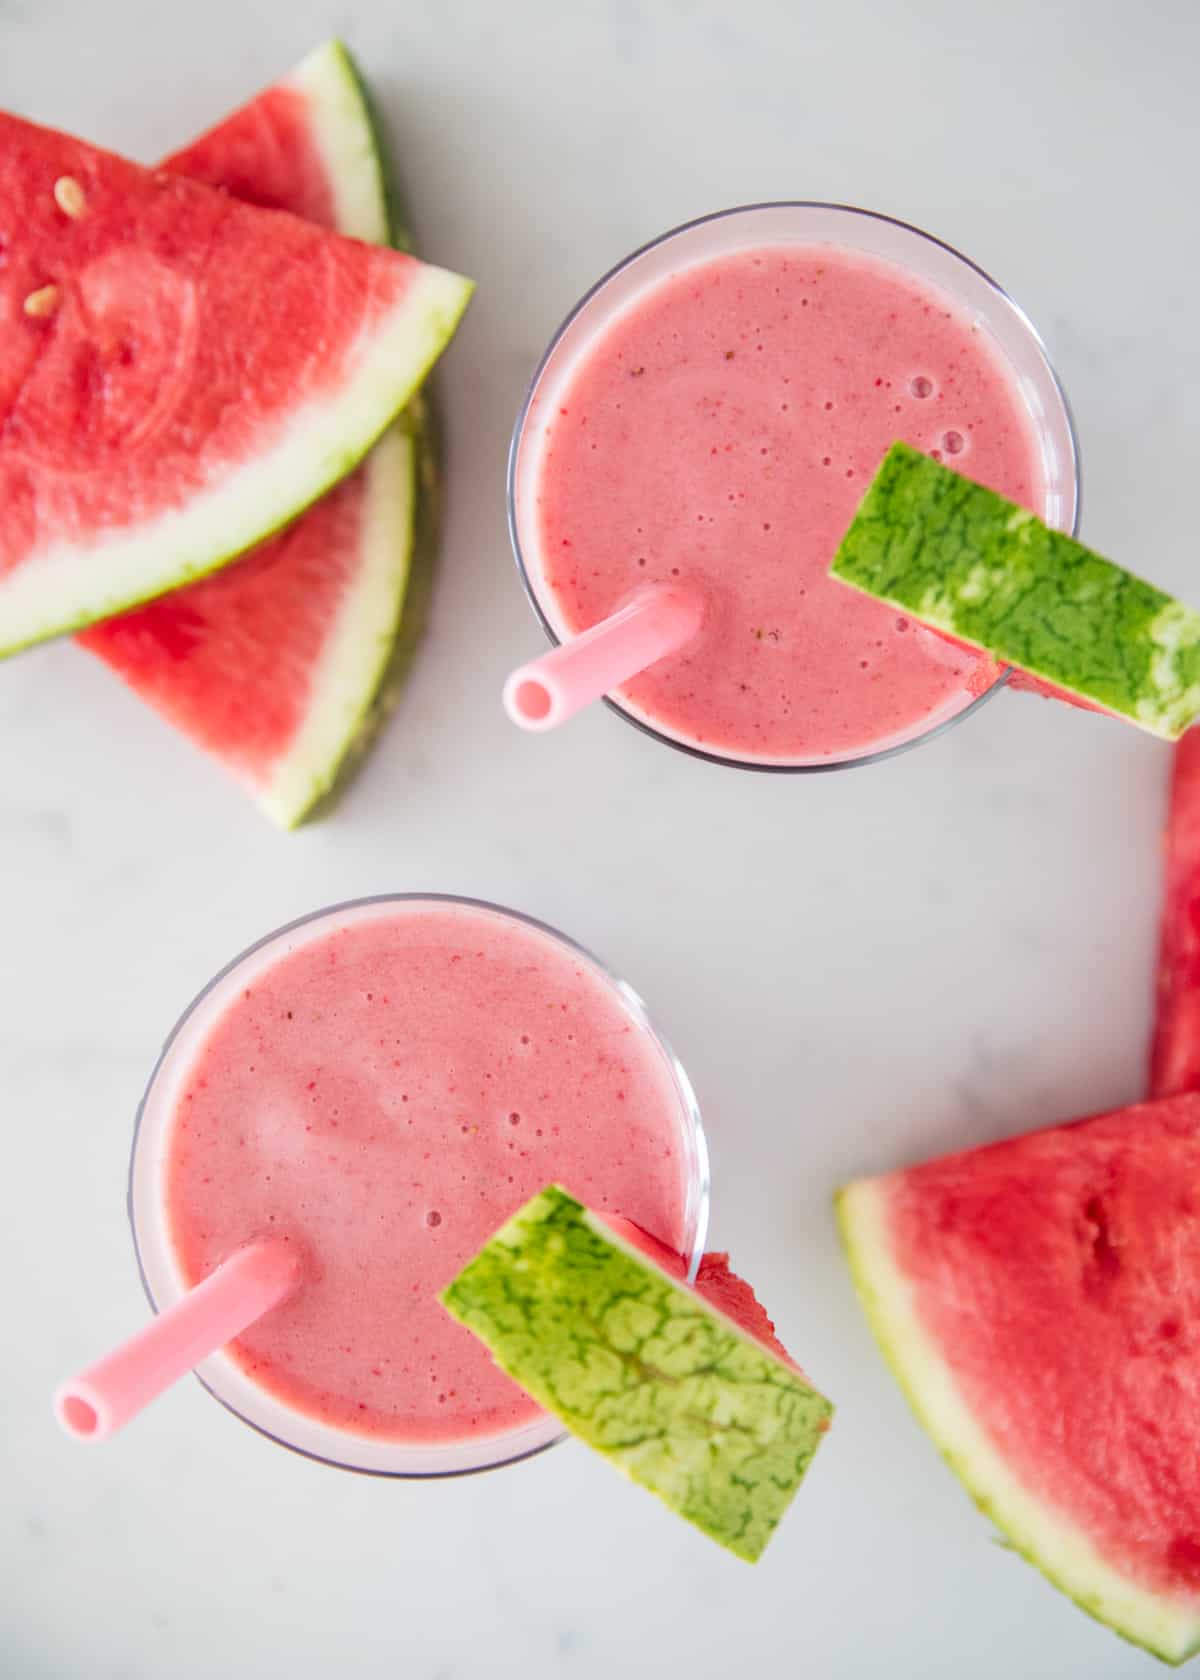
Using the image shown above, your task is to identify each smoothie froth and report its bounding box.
[163,901,695,1445]
[527,243,1047,762]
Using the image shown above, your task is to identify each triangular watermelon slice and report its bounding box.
[1150,728,1200,1099]
[77,41,441,825]
[837,1096,1200,1664]
[0,104,471,660]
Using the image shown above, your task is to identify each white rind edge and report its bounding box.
[286,41,389,246]
[1,260,470,657]
[837,1177,1200,1666]
[251,39,417,825]
[256,425,416,826]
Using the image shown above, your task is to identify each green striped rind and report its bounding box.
[835,1178,1200,1666]
[830,442,1200,740]
[264,39,440,826]
[441,1185,833,1562]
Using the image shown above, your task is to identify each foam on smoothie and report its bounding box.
[164,902,692,1444]
[530,244,1045,762]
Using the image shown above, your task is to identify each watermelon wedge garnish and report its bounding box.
[837,1095,1200,1664]
[831,442,1200,740]
[604,1214,801,1367]
[1150,729,1200,1099]
[77,41,441,825]
[0,105,471,660]
[441,1185,833,1562]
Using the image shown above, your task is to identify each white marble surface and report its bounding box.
[3,2,1198,1675]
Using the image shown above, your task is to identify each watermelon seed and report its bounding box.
[53,176,86,219]
[23,284,59,319]
[909,375,933,399]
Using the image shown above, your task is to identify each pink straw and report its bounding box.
[55,1240,300,1441]
[504,584,704,732]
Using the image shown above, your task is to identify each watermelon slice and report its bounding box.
[0,106,471,658]
[1150,730,1200,1099]
[830,442,1200,740]
[605,1215,799,1367]
[76,41,439,825]
[837,1095,1200,1664]
[441,1185,833,1562]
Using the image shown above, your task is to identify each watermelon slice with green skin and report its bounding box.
[0,105,471,660]
[441,1185,833,1563]
[837,1095,1200,1664]
[77,41,440,826]
[831,442,1200,740]
[605,1215,800,1367]
[1150,729,1200,1099]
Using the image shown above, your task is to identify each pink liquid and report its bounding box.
[531,245,1046,762]
[163,902,693,1444]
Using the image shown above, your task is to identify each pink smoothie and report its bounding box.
[530,244,1046,762]
[163,901,694,1445]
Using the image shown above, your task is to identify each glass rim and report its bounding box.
[506,199,1083,773]
[127,891,711,1480]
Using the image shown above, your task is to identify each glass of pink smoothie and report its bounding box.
[128,895,709,1476]
[508,203,1080,769]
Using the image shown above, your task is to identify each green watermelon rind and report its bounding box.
[249,39,431,827]
[330,38,416,258]
[296,403,440,827]
[440,1185,833,1564]
[835,1178,1200,1666]
[0,100,472,668]
[269,39,446,828]
[257,424,417,827]
[830,441,1200,741]
[290,39,391,246]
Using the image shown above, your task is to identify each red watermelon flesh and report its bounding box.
[1151,729,1200,1099]
[77,470,388,804]
[78,42,429,824]
[162,81,340,225]
[0,106,469,657]
[693,1253,799,1369]
[838,1094,1200,1663]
